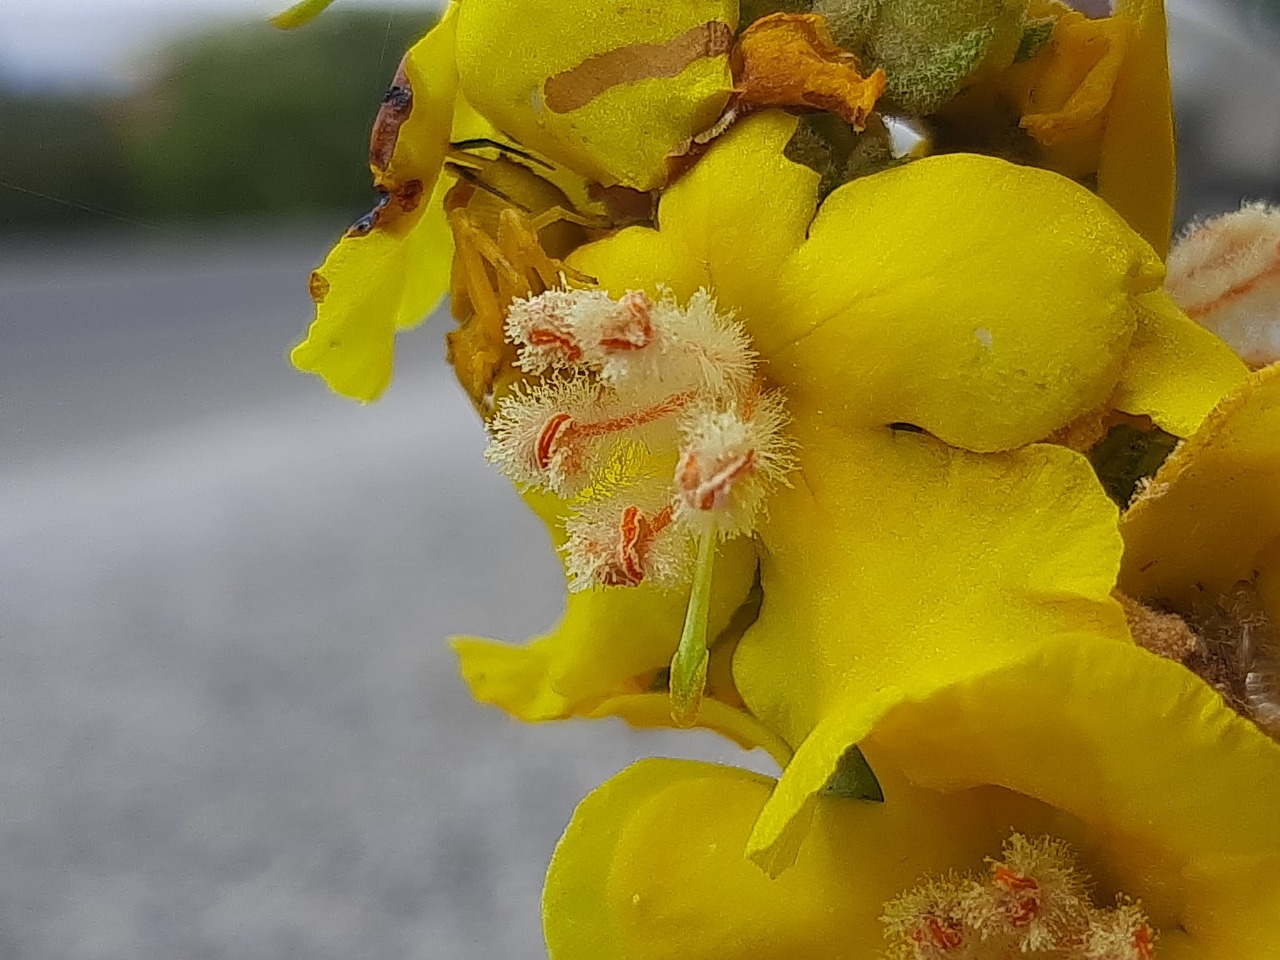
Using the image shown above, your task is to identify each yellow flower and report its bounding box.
[290,0,1186,402]
[453,112,1244,817]
[544,637,1280,958]
[290,0,751,401]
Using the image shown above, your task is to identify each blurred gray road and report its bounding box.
[0,229,755,960]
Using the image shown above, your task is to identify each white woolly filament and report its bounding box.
[674,391,796,539]
[483,377,607,495]
[485,286,797,591]
[561,498,688,592]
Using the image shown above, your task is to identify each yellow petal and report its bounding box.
[546,649,1280,956]
[547,718,1280,959]
[291,7,460,401]
[1097,0,1176,258]
[733,404,1129,872]
[765,154,1160,452]
[1111,287,1247,438]
[1120,364,1280,608]
[865,637,1280,955]
[571,113,1212,454]
[291,179,452,401]
[544,759,1037,960]
[456,0,736,190]
[567,111,820,317]
[270,0,335,29]
[585,694,792,765]
[452,524,758,722]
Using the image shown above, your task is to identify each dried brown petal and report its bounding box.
[734,13,886,131]
[369,56,414,174]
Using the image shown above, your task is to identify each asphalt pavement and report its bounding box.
[0,226,759,960]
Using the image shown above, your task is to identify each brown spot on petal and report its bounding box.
[342,179,424,238]
[587,183,656,225]
[308,270,330,304]
[394,178,424,213]
[370,57,413,174]
[345,191,392,237]
[664,104,741,183]
[543,21,733,114]
[734,13,886,131]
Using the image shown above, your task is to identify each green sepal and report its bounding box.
[882,25,995,115]
[1015,16,1056,63]
[820,744,885,802]
[1088,422,1180,508]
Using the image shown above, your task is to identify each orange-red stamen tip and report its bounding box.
[535,412,574,471]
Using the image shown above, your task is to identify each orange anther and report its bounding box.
[598,290,655,351]
[992,867,1041,927]
[679,449,757,512]
[616,505,648,586]
[574,391,695,442]
[598,505,668,587]
[992,867,1039,893]
[921,915,964,950]
[1133,924,1156,959]
[535,413,575,471]
[527,325,583,362]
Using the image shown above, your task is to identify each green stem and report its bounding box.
[670,527,717,727]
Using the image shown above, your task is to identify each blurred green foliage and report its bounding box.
[0,9,435,231]
[0,92,136,228]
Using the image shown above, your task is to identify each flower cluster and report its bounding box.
[279,0,1280,957]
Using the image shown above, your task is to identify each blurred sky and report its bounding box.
[0,0,443,89]
[2,0,1277,92]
